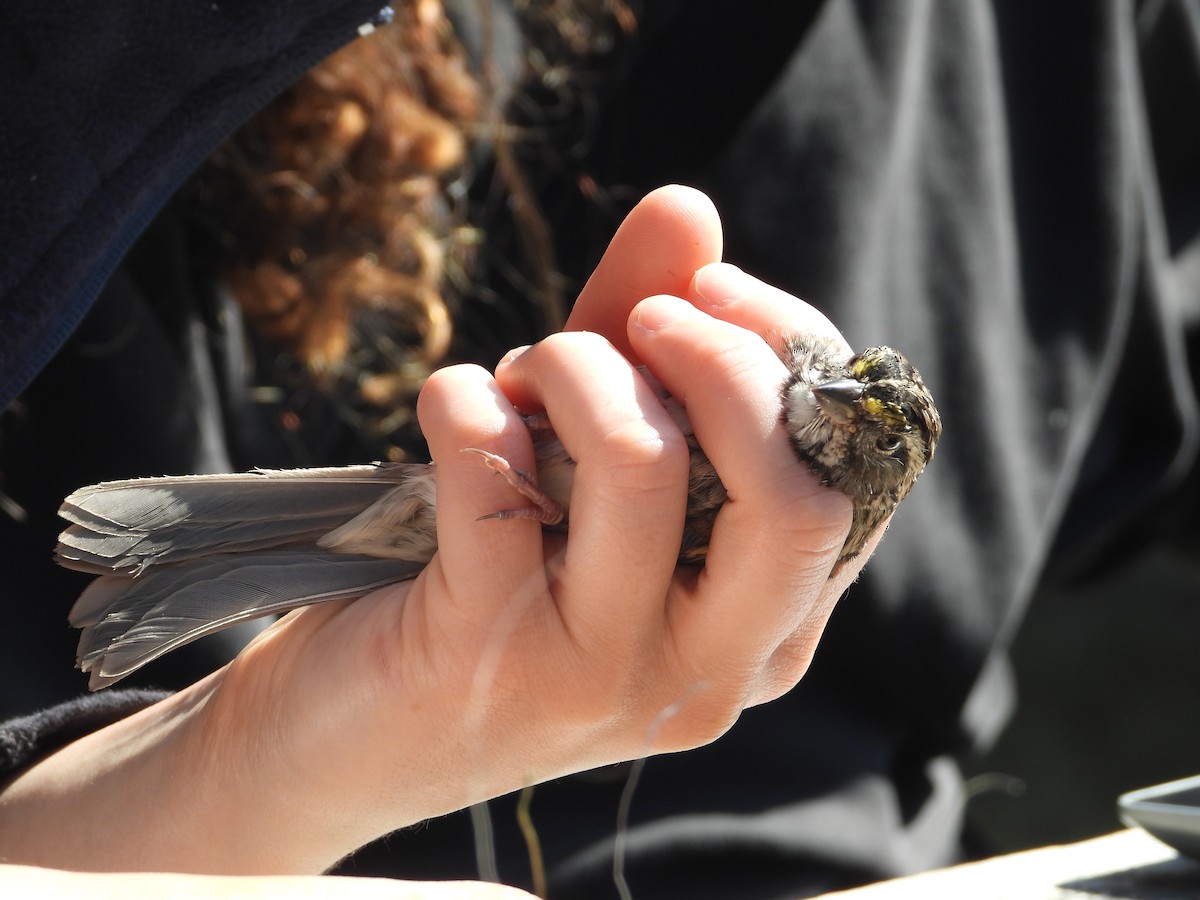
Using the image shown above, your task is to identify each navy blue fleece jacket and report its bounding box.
[0,1,391,410]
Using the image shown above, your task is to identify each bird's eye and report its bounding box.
[876,434,902,453]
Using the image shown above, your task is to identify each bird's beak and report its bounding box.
[811,378,864,424]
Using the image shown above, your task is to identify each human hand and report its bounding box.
[197,186,867,864]
[0,186,871,876]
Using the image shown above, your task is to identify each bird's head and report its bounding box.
[782,344,941,512]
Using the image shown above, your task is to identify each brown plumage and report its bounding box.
[56,338,940,689]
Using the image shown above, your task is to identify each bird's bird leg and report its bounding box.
[461,448,566,526]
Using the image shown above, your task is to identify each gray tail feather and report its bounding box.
[73,549,424,689]
[55,463,427,689]
[56,464,419,573]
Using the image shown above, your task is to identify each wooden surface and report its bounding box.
[815,830,1200,899]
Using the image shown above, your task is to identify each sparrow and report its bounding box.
[56,339,941,689]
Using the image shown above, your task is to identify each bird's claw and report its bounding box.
[461,448,565,526]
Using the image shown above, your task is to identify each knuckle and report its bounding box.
[642,684,743,752]
[740,461,853,566]
[775,478,853,556]
[421,361,489,396]
[765,631,822,689]
[417,363,490,422]
[614,651,754,753]
[418,384,524,465]
[536,329,615,363]
[599,416,690,475]
[583,423,691,511]
[696,338,776,397]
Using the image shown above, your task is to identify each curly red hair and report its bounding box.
[190,0,632,457]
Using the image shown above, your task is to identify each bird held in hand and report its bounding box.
[56,338,941,689]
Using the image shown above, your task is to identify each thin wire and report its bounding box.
[612,682,708,900]
[612,757,646,900]
[516,784,547,897]
[470,801,500,883]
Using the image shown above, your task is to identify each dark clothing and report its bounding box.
[0,690,170,774]
[0,0,391,412]
[3,1,1200,898]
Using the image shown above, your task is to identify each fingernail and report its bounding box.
[692,262,750,308]
[632,295,698,333]
[502,344,532,364]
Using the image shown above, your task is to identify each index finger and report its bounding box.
[565,185,723,360]
[689,262,850,356]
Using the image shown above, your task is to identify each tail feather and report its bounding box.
[73,549,423,689]
[57,515,351,572]
[56,464,419,572]
[56,463,431,689]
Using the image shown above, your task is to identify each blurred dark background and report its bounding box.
[962,548,1200,854]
